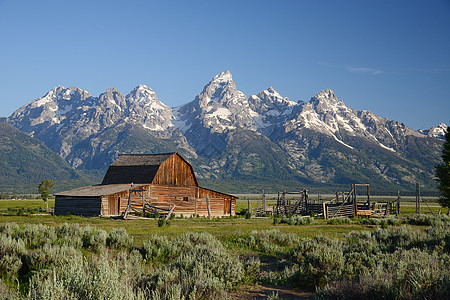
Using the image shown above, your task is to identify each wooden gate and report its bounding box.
[108,197,119,215]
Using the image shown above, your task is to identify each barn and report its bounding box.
[54,152,237,217]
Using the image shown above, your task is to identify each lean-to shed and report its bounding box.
[54,152,236,217]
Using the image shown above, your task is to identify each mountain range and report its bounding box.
[4,71,446,193]
[0,122,89,193]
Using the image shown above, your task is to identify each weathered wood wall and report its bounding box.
[57,180,235,218]
[152,153,197,187]
[325,202,355,218]
[101,190,130,216]
[101,184,236,217]
[55,196,101,216]
[197,187,235,216]
[146,184,197,216]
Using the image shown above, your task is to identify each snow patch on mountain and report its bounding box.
[419,123,448,139]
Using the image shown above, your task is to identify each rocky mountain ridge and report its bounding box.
[6,71,446,192]
[0,122,89,193]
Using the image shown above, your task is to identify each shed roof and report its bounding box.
[101,152,176,185]
[54,184,146,197]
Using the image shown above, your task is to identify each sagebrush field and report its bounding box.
[0,199,449,299]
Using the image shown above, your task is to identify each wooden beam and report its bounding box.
[165,205,176,220]
[206,197,211,219]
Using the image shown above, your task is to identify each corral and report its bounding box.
[54,152,236,218]
[254,184,403,218]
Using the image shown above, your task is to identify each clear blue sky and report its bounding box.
[0,0,449,130]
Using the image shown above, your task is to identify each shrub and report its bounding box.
[404,214,450,226]
[82,226,107,252]
[139,232,244,299]
[106,227,133,250]
[14,223,57,249]
[0,223,20,236]
[157,218,170,227]
[0,279,21,300]
[0,255,22,279]
[236,229,299,255]
[316,249,450,299]
[0,233,25,281]
[23,244,81,274]
[263,264,299,286]
[53,223,84,248]
[280,216,315,225]
[142,235,177,263]
[241,256,261,284]
[28,254,144,300]
[327,218,352,225]
[291,237,345,288]
[372,226,426,252]
[0,234,26,257]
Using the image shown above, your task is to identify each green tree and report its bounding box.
[38,180,55,213]
[435,126,450,214]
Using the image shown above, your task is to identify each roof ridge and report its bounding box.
[118,152,176,156]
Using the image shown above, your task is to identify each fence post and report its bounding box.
[262,190,266,214]
[322,202,327,219]
[303,189,309,212]
[416,183,420,214]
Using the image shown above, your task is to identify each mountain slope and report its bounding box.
[8,85,194,170]
[0,122,89,193]
[272,90,443,191]
[6,72,445,193]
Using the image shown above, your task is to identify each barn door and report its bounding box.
[224,198,231,215]
[109,197,118,215]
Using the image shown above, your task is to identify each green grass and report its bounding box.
[0,198,447,248]
[0,199,54,213]
[0,214,367,247]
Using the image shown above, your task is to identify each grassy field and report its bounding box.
[0,212,365,248]
[0,198,446,248]
[0,199,449,299]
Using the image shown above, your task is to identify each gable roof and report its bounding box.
[101,152,176,185]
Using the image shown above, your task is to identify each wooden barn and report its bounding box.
[54,153,237,217]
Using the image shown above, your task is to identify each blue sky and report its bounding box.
[0,0,449,130]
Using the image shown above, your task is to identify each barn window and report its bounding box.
[183,196,188,202]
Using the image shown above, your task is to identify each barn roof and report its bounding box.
[101,152,176,185]
[54,184,146,197]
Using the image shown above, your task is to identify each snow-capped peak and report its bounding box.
[265,86,280,96]
[174,71,255,134]
[314,89,339,102]
[418,122,448,139]
[127,85,159,103]
[212,70,233,83]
